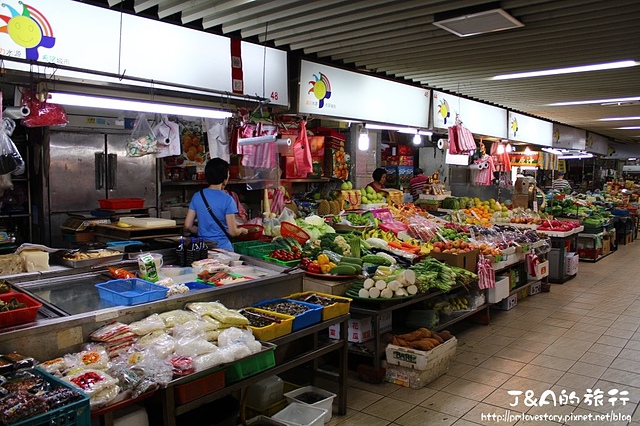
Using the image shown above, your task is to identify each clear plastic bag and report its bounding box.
[126,113,159,157]
[0,118,24,176]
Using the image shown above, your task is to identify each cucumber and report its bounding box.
[339,262,362,274]
[330,264,357,275]
[361,254,392,266]
[340,256,363,266]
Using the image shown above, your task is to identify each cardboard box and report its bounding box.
[487,276,510,303]
[399,155,414,166]
[429,249,478,273]
[328,317,372,343]
[385,337,457,371]
[565,252,579,276]
[512,194,530,209]
[324,148,349,181]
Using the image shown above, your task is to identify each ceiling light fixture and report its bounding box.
[493,60,638,81]
[365,123,432,137]
[617,126,640,130]
[497,144,505,154]
[548,96,640,107]
[413,134,422,146]
[598,116,640,121]
[358,127,370,151]
[48,92,232,119]
[433,7,523,38]
[506,143,513,153]
[558,154,594,160]
[542,147,564,155]
[524,147,533,155]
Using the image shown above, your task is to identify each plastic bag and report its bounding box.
[21,88,68,128]
[128,313,166,335]
[126,113,158,157]
[0,119,24,176]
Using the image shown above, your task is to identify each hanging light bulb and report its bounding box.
[524,146,533,155]
[358,127,370,151]
[506,143,513,153]
[412,133,422,146]
[497,144,505,154]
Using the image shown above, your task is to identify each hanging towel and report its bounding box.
[293,121,313,177]
[153,115,181,158]
[205,118,230,162]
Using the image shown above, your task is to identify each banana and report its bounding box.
[117,221,133,228]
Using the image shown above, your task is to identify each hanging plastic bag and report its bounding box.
[293,121,313,177]
[152,115,180,158]
[21,88,68,128]
[126,113,159,157]
[0,118,24,175]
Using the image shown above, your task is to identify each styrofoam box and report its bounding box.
[487,276,510,304]
[565,252,579,276]
[379,312,392,334]
[385,336,457,371]
[272,402,327,426]
[328,317,372,343]
[284,385,336,423]
[527,260,549,280]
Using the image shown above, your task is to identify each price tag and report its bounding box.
[533,200,538,211]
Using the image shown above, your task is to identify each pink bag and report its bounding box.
[293,121,313,177]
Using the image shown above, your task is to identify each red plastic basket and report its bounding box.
[98,198,145,210]
[0,293,42,328]
[281,222,311,245]
[236,224,264,241]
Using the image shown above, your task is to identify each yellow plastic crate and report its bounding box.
[242,307,294,341]
[287,291,352,321]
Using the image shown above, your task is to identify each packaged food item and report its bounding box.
[89,384,121,409]
[158,310,198,328]
[64,369,119,397]
[2,371,45,394]
[0,357,13,375]
[128,313,166,335]
[77,345,109,370]
[38,357,66,375]
[169,356,194,377]
[41,387,83,409]
[1,352,35,370]
[108,267,137,279]
[185,302,249,326]
[90,322,131,342]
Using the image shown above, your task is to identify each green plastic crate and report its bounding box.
[246,243,278,259]
[233,241,266,255]
[226,345,276,384]
[262,255,300,267]
[13,368,90,426]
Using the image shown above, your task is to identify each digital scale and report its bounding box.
[61,216,112,232]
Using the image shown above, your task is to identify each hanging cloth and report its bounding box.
[293,121,313,177]
[205,118,230,162]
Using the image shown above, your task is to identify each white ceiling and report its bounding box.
[96,0,640,144]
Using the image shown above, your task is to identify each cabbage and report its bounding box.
[304,215,325,227]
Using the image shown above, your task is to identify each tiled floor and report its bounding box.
[327,242,640,426]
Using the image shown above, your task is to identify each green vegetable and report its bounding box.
[349,237,361,259]
[330,264,357,275]
[339,262,362,274]
[339,256,363,266]
[361,254,392,266]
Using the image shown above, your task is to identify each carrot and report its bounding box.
[401,241,419,249]
[388,241,405,249]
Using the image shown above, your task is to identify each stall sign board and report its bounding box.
[0,0,288,105]
[508,112,553,147]
[432,90,507,139]
[298,60,430,128]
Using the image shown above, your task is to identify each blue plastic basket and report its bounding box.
[95,278,168,306]
[13,368,90,426]
[184,281,213,291]
[252,299,323,332]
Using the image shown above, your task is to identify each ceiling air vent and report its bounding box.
[433,8,523,37]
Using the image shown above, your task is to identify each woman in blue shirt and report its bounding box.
[184,158,248,251]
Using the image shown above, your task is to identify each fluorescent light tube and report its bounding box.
[493,60,638,80]
[365,123,431,136]
[358,128,370,151]
[237,135,277,146]
[558,154,593,159]
[598,116,640,121]
[542,147,564,155]
[617,126,640,130]
[48,92,232,119]
[548,96,640,107]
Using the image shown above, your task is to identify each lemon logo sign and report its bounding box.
[0,2,55,60]
[438,99,451,124]
[510,118,518,137]
[308,72,331,108]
